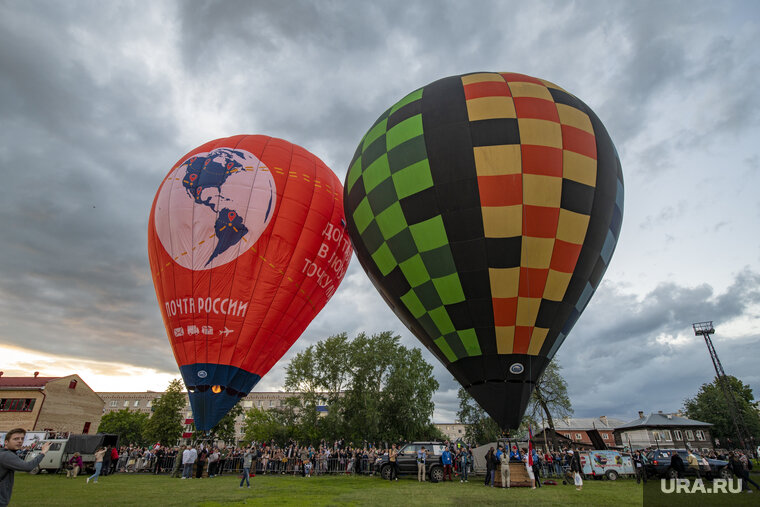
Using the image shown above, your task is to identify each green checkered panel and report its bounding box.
[345,89,481,361]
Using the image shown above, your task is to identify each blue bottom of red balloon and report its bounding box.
[180,363,261,432]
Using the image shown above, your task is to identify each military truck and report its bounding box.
[24,434,119,474]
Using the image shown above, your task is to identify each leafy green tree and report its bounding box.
[683,375,760,448]
[457,388,501,445]
[242,407,292,444]
[99,408,149,447]
[283,331,439,443]
[143,379,186,447]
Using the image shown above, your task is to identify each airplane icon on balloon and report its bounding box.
[218,327,234,337]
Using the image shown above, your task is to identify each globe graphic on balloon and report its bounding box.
[154,147,276,270]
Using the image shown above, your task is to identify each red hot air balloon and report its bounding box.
[148,135,352,431]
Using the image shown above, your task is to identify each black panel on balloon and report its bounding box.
[443,209,485,242]
[486,237,522,268]
[399,186,439,225]
[470,118,520,147]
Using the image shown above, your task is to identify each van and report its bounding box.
[579,450,635,480]
[24,434,119,474]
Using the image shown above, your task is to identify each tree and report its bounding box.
[283,331,440,443]
[524,360,573,452]
[683,375,760,448]
[242,407,292,444]
[457,388,501,445]
[99,408,149,447]
[143,379,186,447]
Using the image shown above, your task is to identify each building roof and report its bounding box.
[616,412,712,430]
[552,417,626,431]
[0,376,59,388]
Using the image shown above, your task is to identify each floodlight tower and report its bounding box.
[692,321,749,449]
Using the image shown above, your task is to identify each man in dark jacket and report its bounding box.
[670,451,685,478]
[1,428,50,507]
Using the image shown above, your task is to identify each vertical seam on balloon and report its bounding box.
[237,139,302,376]
[228,136,280,378]
[212,135,268,390]
[273,154,327,367]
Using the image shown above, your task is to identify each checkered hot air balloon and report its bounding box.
[343,73,623,429]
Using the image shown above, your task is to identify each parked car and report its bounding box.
[644,449,731,480]
[374,442,446,481]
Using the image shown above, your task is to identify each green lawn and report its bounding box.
[11,472,644,506]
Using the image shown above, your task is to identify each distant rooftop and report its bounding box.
[616,412,712,430]
[552,416,626,430]
[0,376,59,388]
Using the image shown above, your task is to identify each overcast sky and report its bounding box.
[1,0,759,425]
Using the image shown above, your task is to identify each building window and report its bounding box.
[673,430,682,440]
[269,400,274,407]
[124,401,130,407]
[134,400,139,407]
[602,433,609,440]
[696,430,705,441]
[147,401,152,408]
[0,398,36,412]
[69,379,77,389]
[662,430,672,441]
[575,433,582,440]
[83,422,91,434]
[110,401,117,407]
[686,430,694,440]
[243,401,253,408]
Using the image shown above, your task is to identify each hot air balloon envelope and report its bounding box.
[344,73,623,428]
[149,135,352,430]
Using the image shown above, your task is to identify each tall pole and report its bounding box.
[692,321,749,449]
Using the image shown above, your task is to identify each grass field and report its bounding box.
[11,472,645,506]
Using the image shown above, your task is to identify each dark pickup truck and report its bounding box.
[644,449,731,480]
[374,442,446,481]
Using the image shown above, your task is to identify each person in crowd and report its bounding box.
[531,448,541,488]
[388,444,399,481]
[484,447,495,487]
[416,446,427,482]
[182,445,196,479]
[670,450,685,479]
[154,445,166,474]
[67,452,83,478]
[734,451,759,492]
[687,449,701,479]
[207,447,219,477]
[195,446,207,478]
[441,446,452,481]
[521,448,536,490]
[218,446,228,476]
[86,447,107,484]
[633,450,647,484]
[499,444,510,488]
[109,446,120,474]
[459,447,471,483]
[171,447,183,478]
[509,445,521,461]
[101,446,111,476]
[570,449,583,491]
[0,429,51,506]
[240,447,254,489]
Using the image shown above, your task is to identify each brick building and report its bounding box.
[98,390,299,443]
[0,372,104,435]
[434,422,467,441]
[539,416,626,448]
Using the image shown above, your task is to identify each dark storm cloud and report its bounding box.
[555,268,760,421]
[0,0,758,425]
